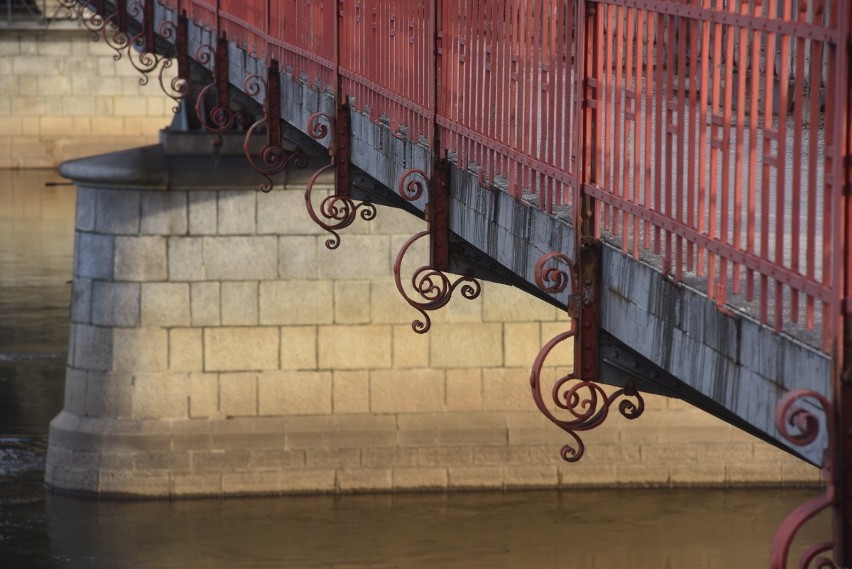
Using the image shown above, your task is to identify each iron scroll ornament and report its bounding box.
[242,69,306,193]
[303,112,377,249]
[156,15,191,113]
[530,252,644,462]
[770,390,837,569]
[392,169,481,334]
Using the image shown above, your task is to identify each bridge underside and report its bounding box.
[77,4,833,467]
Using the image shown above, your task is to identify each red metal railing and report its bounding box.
[156,0,849,350]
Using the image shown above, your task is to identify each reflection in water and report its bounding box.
[0,169,831,568]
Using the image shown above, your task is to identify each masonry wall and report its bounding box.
[0,28,174,168]
[46,148,822,497]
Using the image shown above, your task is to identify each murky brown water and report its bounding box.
[0,169,830,568]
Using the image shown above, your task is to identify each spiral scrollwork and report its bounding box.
[194,82,236,148]
[243,73,265,100]
[307,112,334,143]
[157,58,190,113]
[529,324,644,462]
[126,38,162,85]
[79,1,107,36]
[243,118,304,193]
[398,168,428,202]
[304,163,377,249]
[194,43,215,67]
[769,389,837,569]
[101,14,130,59]
[393,231,481,334]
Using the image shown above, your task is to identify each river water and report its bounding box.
[0,169,830,568]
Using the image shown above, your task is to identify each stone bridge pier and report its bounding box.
[46,130,819,498]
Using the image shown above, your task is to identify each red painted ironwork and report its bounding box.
[304,110,378,250]
[157,10,191,113]
[531,252,644,462]
[243,61,306,192]
[194,34,243,147]
[124,0,164,85]
[770,389,837,569]
[393,167,480,334]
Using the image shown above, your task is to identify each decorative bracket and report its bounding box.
[124,0,164,85]
[195,34,244,147]
[304,106,377,249]
[770,390,837,569]
[157,10,191,112]
[530,252,644,462]
[393,165,481,334]
[242,60,306,192]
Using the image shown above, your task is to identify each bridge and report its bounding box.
[45,0,851,566]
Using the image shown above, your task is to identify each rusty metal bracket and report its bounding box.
[242,60,306,192]
[194,34,243,147]
[393,166,481,334]
[157,10,191,113]
[124,0,164,85]
[770,390,837,569]
[101,0,131,60]
[304,106,377,249]
[530,252,644,462]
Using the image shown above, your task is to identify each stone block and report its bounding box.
[473,446,531,465]
[307,448,361,468]
[392,324,429,369]
[141,282,191,327]
[248,449,306,469]
[448,466,504,490]
[221,281,259,325]
[418,447,473,466]
[168,237,205,281]
[558,464,619,487]
[188,191,217,235]
[279,326,318,370]
[133,452,191,471]
[370,368,445,413]
[361,448,418,468]
[204,327,279,372]
[169,328,203,372]
[368,207,424,235]
[191,449,251,472]
[504,322,542,368]
[218,372,258,417]
[333,280,371,324]
[482,367,533,412]
[257,187,326,235]
[446,368,482,411]
[334,415,398,448]
[91,282,140,327]
[669,465,727,485]
[76,232,114,279]
[170,473,222,497]
[189,372,219,418]
[99,471,171,497]
[278,235,318,279]
[222,471,281,495]
[217,190,256,235]
[280,469,336,493]
[72,324,113,372]
[504,466,559,488]
[112,328,168,372]
[332,370,369,414]
[203,236,278,280]
[70,277,93,324]
[370,280,414,324]
[84,372,133,419]
[437,413,508,447]
[397,414,439,447]
[75,187,96,232]
[190,282,220,326]
[726,463,783,485]
[429,323,503,368]
[338,468,393,493]
[95,189,140,234]
[317,235,391,279]
[260,281,333,325]
[132,372,189,419]
[258,370,332,416]
[318,325,392,370]
[63,367,87,416]
[613,464,672,486]
[141,191,188,235]
[393,468,448,491]
[114,236,167,281]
